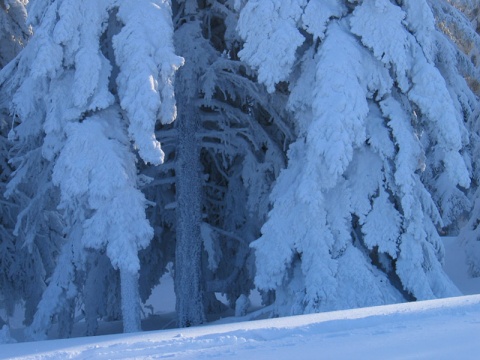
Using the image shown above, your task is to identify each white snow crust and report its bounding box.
[1,295,479,359]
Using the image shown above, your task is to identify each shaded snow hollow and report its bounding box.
[1,295,480,359]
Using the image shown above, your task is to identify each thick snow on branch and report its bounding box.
[402,0,437,62]
[114,0,184,165]
[55,0,114,110]
[53,109,153,273]
[301,0,346,41]
[409,49,470,188]
[237,0,306,92]
[350,0,411,91]
[381,97,459,299]
[307,22,369,187]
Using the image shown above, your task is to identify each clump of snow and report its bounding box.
[237,0,306,92]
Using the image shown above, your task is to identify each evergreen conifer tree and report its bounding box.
[0,0,182,338]
[237,0,476,315]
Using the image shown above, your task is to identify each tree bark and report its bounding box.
[175,106,206,327]
[120,268,141,333]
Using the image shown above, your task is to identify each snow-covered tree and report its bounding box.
[0,0,182,338]
[237,0,476,315]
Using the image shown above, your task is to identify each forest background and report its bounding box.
[1,0,480,343]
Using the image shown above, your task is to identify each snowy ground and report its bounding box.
[1,237,479,359]
[1,295,480,359]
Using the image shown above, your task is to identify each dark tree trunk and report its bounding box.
[174,106,206,327]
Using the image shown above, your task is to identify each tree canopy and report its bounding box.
[0,0,479,340]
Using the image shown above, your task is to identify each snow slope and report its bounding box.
[1,295,480,359]
[1,237,478,358]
